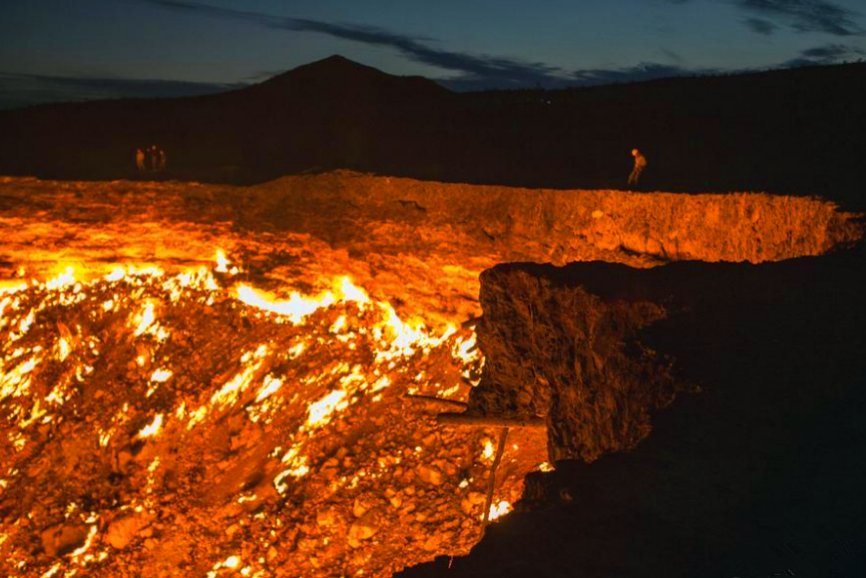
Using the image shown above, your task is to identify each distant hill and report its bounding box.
[0,56,864,209]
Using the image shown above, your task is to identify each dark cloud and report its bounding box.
[142,1,734,90]
[570,62,715,86]
[139,0,567,90]
[801,43,861,57]
[660,48,685,63]
[143,0,275,27]
[0,71,242,110]
[438,62,717,91]
[782,42,865,66]
[668,0,861,36]
[737,0,861,35]
[288,19,564,87]
[743,17,778,34]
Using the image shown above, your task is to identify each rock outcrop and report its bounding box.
[470,263,688,462]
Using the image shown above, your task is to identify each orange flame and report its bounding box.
[234,276,369,324]
[137,413,164,438]
[487,500,513,522]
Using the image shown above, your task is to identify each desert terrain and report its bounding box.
[1,58,866,577]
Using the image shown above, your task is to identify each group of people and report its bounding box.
[135,145,167,174]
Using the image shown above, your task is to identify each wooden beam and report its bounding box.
[436,412,545,428]
[404,393,468,409]
[483,426,509,527]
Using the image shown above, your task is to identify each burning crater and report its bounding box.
[0,172,861,577]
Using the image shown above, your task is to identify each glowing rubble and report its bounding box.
[0,251,547,578]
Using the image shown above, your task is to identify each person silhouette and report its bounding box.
[149,145,159,171]
[628,148,647,187]
[135,148,145,173]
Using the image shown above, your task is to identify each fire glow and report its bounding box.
[0,249,547,577]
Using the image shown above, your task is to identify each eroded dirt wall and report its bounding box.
[470,264,688,462]
[252,171,859,265]
[468,249,866,464]
[0,172,860,329]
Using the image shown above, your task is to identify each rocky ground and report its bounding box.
[0,172,861,577]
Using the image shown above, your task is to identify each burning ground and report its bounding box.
[0,172,861,577]
[0,256,544,578]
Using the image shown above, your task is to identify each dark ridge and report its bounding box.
[0,58,864,210]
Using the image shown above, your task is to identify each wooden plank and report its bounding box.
[436,412,545,428]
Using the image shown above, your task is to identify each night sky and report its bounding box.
[1,0,864,108]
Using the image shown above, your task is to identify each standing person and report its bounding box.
[148,145,158,171]
[157,148,167,172]
[628,148,647,187]
[135,148,145,173]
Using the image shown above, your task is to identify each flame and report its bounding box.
[15,310,35,341]
[137,413,164,438]
[0,295,14,319]
[215,249,230,273]
[106,264,164,282]
[209,345,268,409]
[207,554,242,577]
[1,354,40,401]
[254,375,283,403]
[274,444,311,492]
[0,249,501,576]
[223,555,240,569]
[453,333,479,364]
[20,399,48,428]
[306,389,348,429]
[56,336,71,362]
[0,281,28,295]
[150,368,173,382]
[69,524,99,559]
[336,276,370,305]
[132,302,157,337]
[235,276,370,324]
[487,500,513,522]
[45,266,77,291]
[480,438,496,462]
[288,342,305,358]
[329,314,347,333]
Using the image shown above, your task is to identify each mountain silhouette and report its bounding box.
[0,56,864,210]
[250,55,450,98]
